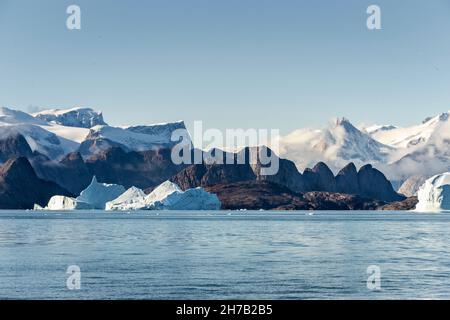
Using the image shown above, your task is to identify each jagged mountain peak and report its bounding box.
[312,161,333,173]
[337,162,357,175]
[33,107,107,128]
[280,116,392,173]
[333,117,354,128]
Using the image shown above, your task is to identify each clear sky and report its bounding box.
[0,0,449,133]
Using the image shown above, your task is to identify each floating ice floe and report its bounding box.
[415,172,450,212]
[105,180,221,211]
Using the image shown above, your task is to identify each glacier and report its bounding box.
[415,173,450,212]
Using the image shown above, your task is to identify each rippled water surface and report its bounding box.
[1,210,450,299]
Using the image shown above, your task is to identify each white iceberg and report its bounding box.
[144,181,181,205]
[41,179,220,211]
[415,173,450,212]
[145,181,221,210]
[76,176,126,209]
[44,195,93,210]
[105,186,147,211]
[104,180,221,211]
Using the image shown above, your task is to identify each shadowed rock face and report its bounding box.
[172,153,403,203]
[335,163,359,195]
[0,157,72,209]
[255,158,308,193]
[0,134,403,207]
[303,162,337,192]
[172,147,309,193]
[171,163,256,191]
[357,164,404,202]
[32,152,92,195]
[85,147,186,190]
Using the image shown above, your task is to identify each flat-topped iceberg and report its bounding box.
[105,186,147,211]
[44,195,93,210]
[415,173,450,212]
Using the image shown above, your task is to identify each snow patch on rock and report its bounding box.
[33,107,106,128]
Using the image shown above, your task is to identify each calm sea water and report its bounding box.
[1,210,450,300]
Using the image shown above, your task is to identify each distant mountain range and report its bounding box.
[0,107,190,160]
[1,105,447,209]
[278,111,450,194]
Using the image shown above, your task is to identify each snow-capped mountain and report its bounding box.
[3,105,450,196]
[279,110,450,193]
[33,107,106,128]
[0,106,191,161]
[363,112,450,150]
[278,118,393,173]
[364,111,450,185]
[79,121,190,156]
[0,107,82,159]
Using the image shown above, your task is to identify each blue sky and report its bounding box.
[0,0,449,133]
